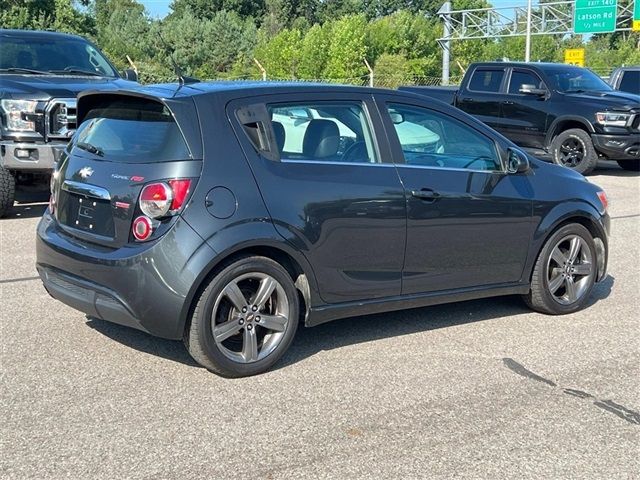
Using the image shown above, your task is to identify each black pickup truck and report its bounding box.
[401,62,640,174]
[0,29,138,217]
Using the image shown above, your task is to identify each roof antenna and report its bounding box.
[156,28,199,86]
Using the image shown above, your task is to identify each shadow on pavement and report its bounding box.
[7,202,48,219]
[84,275,614,372]
[593,161,639,177]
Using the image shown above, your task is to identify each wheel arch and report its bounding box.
[545,116,595,148]
[178,239,318,339]
[526,204,608,285]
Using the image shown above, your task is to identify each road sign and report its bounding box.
[573,0,618,34]
[564,48,585,67]
[634,0,640,31]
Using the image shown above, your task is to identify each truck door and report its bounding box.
[456,66,507,133]
[500,68,550,149]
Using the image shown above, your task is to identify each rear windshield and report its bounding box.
[71,99,191,163]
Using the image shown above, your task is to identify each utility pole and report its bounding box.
[364,59,374,87]
[438,1,452,85]
[525,0,533,62]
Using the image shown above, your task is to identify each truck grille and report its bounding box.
[46,99,77,140]
[632,114,640,131]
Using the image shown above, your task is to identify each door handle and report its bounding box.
[411,189,441,202]
[462,97,474,103]
[502,100,515,105]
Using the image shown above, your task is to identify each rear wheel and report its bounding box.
[616,159,640,172]
[185,256,299,377]
[0,167,15,218]
[524,223,597,315]
[551,129,598,175]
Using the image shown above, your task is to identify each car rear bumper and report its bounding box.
[0,141,66,171]
[591,134,640,161]
[36,211,215,339]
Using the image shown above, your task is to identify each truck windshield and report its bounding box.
[0,35,117,77]
[545,68,612,93]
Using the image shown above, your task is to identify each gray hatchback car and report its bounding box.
[37,82,610,377]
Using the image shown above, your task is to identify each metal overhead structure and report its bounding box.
[437,0,637,84]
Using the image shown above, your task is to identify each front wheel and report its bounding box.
[185,256,299,377]
[523,223,597,315]
[616,159,640,172]
[551,129,598,175]
[0,166,16,218]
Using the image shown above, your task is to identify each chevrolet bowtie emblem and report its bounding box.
[78,166,94,179]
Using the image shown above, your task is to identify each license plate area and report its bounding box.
[58,192,115,238]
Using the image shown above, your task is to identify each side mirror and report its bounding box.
[507,148,530,174]
[519,84,547,96]
[121,69,138,82]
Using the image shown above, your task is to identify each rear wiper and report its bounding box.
[49,68,103,77]
[76,142,104,157]
[0,67,49,75]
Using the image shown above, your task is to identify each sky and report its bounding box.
[139,0,525,19]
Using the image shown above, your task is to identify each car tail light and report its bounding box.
[139,179,192,219]
[167,179,191,212]
[597,191,608,211]
[139,182,173,218]
[132,216,153,241]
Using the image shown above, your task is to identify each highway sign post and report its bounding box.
[574,0,618,34]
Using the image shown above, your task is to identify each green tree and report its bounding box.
[253,27,303,78]
[324,14,368,81]
[297,23,330,78]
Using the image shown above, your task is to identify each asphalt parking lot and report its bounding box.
[1,162,638,479]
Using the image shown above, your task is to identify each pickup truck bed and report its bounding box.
[400,86,458,105]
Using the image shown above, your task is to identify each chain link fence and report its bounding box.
[136,68,463,88]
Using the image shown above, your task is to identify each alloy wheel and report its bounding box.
[546,234,594,305]
[558,137,585,168]
[211,272,290,363]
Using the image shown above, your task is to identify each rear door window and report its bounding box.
[468,69,506,93]
[71,99,191,163]
[267,102,378,164]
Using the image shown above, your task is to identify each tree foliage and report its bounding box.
[1,0,637,85]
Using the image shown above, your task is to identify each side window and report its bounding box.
[387,103,501,172]
[508,70,544,94]
[268,102,378,164]
[619,71,640,94]
[468,69,505,93]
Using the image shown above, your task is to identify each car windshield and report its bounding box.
[0,35,117,77]
[545,68,612,93]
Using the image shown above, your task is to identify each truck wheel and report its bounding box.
[616,159,640,172]
[0,167,15,218]
[551,129,598,175]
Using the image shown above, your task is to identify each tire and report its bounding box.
[551,129,598,175]
[523,223,597,315]
[185,256,299,377]
[616,159,640,172]
[0,166,16,218]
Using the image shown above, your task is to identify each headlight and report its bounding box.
[0,99,37,131]
[595,111,631,127]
